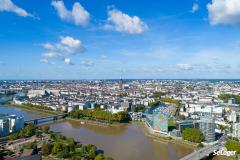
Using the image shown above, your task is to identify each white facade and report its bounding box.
[8,115,24,133]
[0,117,9,137]
[187,104,223,115]
[27,90,46,98]
[233,123,240,138]
[228,111,237,123]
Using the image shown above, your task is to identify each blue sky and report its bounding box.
[0,0,240,79]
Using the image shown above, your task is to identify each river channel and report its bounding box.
[0,105,193,160]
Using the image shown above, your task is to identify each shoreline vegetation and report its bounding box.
[68,109,130,123]
[6,124,113,160]
[65,118,126,127]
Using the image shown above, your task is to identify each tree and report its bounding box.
[132,104,145,112]
[225,141,240,154]
[41,142,53,156]
[94,154,105,160]
[31,143,38,155]
[57,148,71,158]
[182,128,204,143]
[52,143,64,155]
[41,125,50,133]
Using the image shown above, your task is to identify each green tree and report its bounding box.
[182,128,204,143]
[41,125,50,133]
[225,141,240,154]
[57,148,71,158]
[52,143,64,155]
[94,154,105,160]
[41,142,53,156]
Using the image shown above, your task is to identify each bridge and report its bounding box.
[25,113,68,125]
[179,142,224,160]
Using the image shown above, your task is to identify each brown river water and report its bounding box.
[49,120,193,160]
[0,105,193,160]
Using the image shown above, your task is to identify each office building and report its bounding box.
[8,115,24,133]
[198,116,216,142]
[0,116,9,137]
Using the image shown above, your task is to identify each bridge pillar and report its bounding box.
[53,116,58,121]
[34,120,38,125]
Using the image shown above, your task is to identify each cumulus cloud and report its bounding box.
[0,0,32,17]
[207,0,240,25]
[51,0,89,26]
[191,3,199,13]
[41,36,85,65]
[104,7,148,34]
[81,60,94,67]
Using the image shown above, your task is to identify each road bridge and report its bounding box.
[25,113,68,125]
[179,142,223,160]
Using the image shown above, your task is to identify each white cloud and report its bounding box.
[40,58,55,65]
[64,58,73,65]
[0,0,32,17]
[43,36,85,55]
[41,36,85,65]
[207,0,240,25]
[191,3,199,13]
[176,64,193,70]
[51,0,89,26]
[43,51,57,58]
[104,7,148,34]
[81,60,94,67]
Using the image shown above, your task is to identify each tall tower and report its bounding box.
[119,77,123,90]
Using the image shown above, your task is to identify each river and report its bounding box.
[0,105,193,160]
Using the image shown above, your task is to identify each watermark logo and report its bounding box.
[213,150,236,156]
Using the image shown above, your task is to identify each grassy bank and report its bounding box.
[3,102,61,116]
[66,117,127,127]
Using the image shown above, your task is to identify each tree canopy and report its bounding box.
[69,109,129,123]
[225,141,240,154]
[182,128,204,143]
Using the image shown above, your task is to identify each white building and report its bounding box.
[8,115,24,133]
[228,111,237,123]
[233,123,240,138]
[187,103,223,116]
[27,89,46,98]
[121,102,130,111]
[0,116,9,137]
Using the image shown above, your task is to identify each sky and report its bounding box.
[0,0,240,79]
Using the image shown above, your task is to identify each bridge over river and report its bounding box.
[25,113,68,125]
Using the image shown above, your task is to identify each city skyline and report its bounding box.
[1,0,240,79]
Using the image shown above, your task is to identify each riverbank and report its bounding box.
[3,103,60,116]
[141,121,198,149]
[66,117,128,127]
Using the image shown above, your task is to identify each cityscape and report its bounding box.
[1,0,240,160]
[0,80,240,160]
